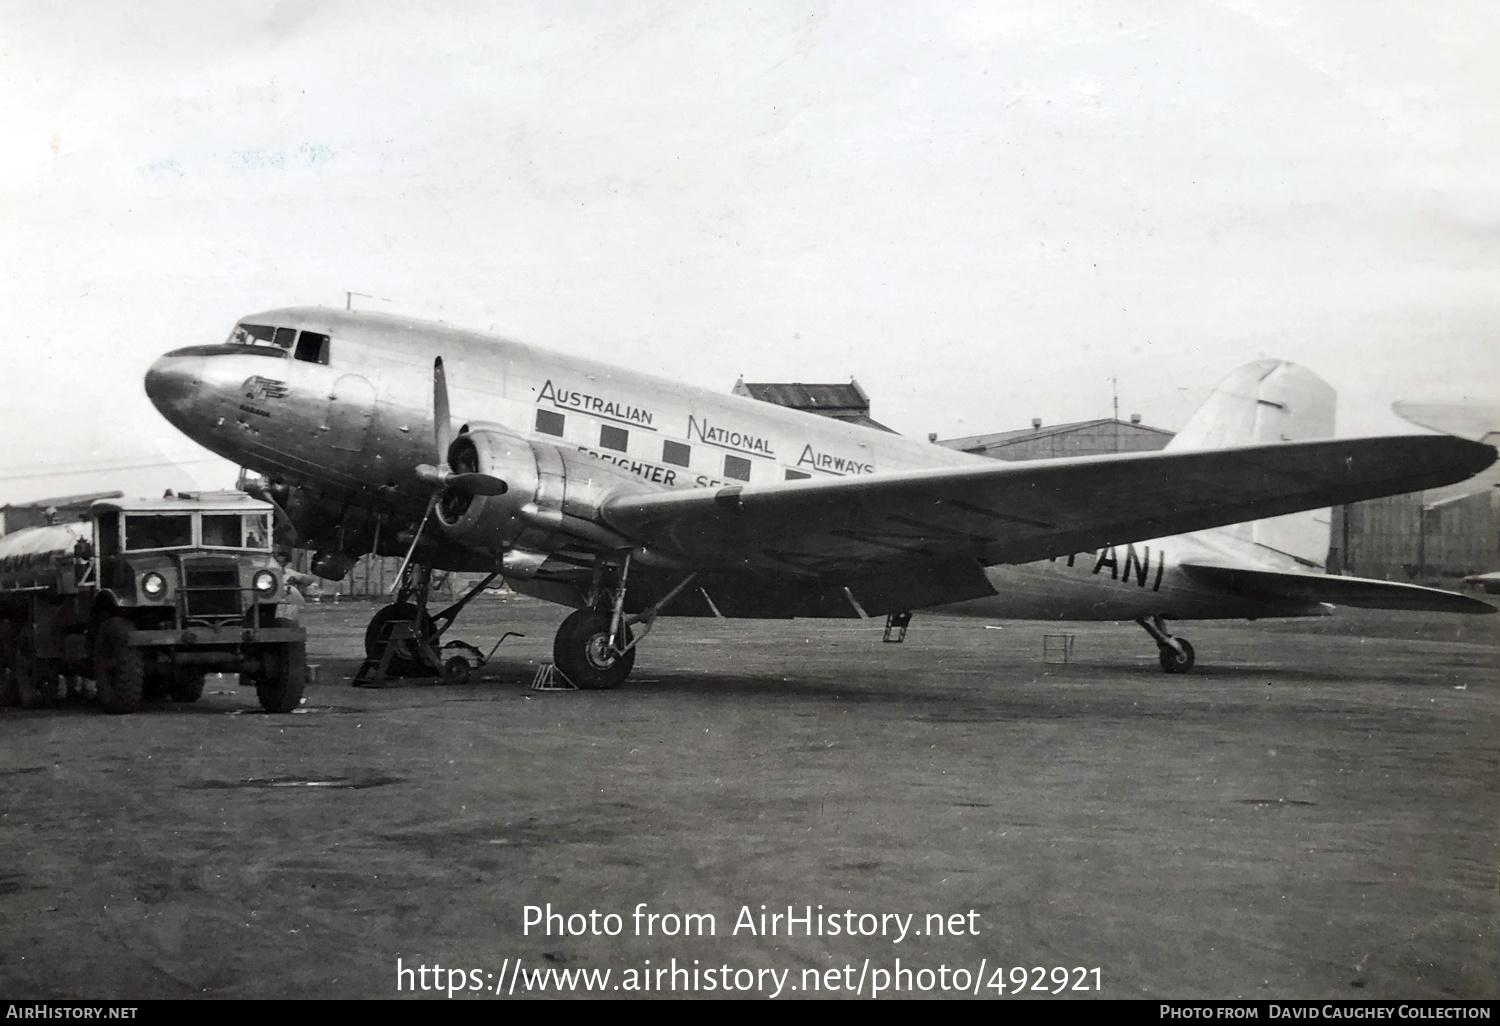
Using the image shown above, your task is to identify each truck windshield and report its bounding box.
[202,513,272,550]
[124,514,193,551]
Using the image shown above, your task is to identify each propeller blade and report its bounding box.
[446,472,508,497]
[413,465,507,496]
[390,492,439,593]
[433,357,452,467]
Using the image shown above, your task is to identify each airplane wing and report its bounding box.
[600,436,1495,579]
[1178,563,1495,614]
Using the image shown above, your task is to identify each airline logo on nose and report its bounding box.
[243,376,290,401]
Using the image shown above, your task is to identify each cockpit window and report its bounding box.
[294,331,331,365]
[226,323,289,352]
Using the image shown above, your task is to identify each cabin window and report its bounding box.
[273,326,297,348]
[724,455,751,481]
[294,331,331,365]
[662,440,691,467]
[536,410,565,436]
[124,514,193,551]
[784,469,811,480]
[600,425,629,452]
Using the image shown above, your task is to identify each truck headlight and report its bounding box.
[253,570,278,596]
[141,572,167,598]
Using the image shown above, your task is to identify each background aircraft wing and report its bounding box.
[1178,563,1495,614]
[600,436,1495,578]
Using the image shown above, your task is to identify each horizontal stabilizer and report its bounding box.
[1392,401,1500,442]
[1179,563,1496,614]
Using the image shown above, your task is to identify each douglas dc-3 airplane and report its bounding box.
[144,309,1496,687]
[935,360,1495,670]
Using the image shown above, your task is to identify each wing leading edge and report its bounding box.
[600,435,1496,580]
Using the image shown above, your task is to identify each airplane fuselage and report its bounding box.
[150,308,974,515]
[146,308,1331,623]
[965,534,1326,622]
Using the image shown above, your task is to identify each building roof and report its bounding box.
[732,378,896,433]
[734,380,870,410]
[939,418,1173,453]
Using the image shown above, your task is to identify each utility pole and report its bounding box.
[1112,373,1120,452]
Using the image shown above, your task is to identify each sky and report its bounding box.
[2,0,1498,504]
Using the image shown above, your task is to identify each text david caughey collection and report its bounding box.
[524,903,980,944]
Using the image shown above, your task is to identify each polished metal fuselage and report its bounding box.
[145,308,1324,621]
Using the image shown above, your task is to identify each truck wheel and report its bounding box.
[94,618,144,714]
[169,672,207,703]
[15,649,58,709]
[254,618,305,713]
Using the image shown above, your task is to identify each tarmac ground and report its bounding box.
[1,594,1496,1000]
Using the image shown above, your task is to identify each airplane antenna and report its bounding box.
[345,291,391,311]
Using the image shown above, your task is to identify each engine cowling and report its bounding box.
[433,428,546,555]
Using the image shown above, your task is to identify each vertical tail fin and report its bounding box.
[1167,360,1337,569]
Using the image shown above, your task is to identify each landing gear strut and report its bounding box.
[550,554,696,691]
[1137,615,1195,674]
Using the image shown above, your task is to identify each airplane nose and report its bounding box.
[144,353,204,413]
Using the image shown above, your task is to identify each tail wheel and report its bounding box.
[251,618,305,713]
[1158,639,1196,674]
[553,609,635,690]
[94,617,144,714]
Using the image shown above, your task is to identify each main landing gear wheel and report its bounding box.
[94,617,144,714]
[1158,639,1196,674]
[553,609,635,690]
[363,602,435,677]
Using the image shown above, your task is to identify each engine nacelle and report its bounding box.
[433,428,546,555]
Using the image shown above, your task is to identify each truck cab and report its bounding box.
[0,491,306,714]
[89,492,283,628]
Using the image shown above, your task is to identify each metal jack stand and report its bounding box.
[883,611,912,643]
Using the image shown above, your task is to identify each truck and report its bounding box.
[0,491,306,713]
